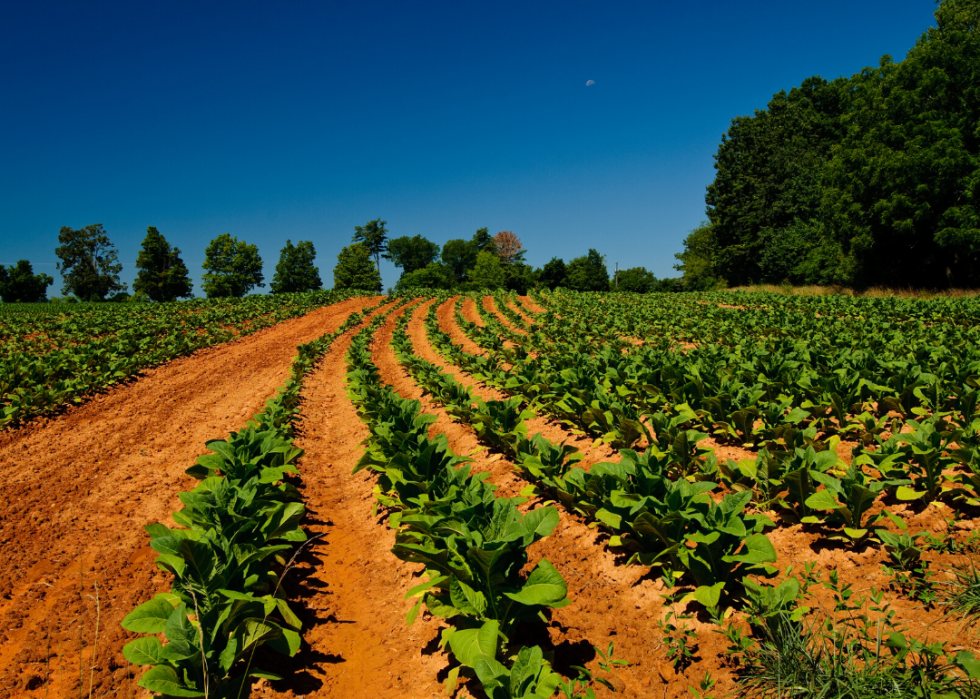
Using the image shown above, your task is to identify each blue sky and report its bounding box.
[0,0,938,295]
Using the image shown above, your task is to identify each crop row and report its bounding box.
[391,293,980,694]
[119,298,384,697]
[0,289,366,429]
[452,292,980,518]
[344,303,578,697]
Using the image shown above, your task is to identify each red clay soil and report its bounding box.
[504,299,536,326]
[438,297,486,357]
[480,297,526,336]
[516,295,546,316]
[460,298,485,328]
[394,300,723,697]
[411,299,615,471]
[0,297,381,699]
[423,296,980,697]
[253,301,453,699]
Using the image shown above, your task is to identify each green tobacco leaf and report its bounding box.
[685,582,724,608]
[521,506,559,539]
[122,637,165,666]
[804,489,841,511]
[447,620,508,689]
[138,666,205,697]
[723,534,777,565]
[162,605,200,661]
[956,650,980,680]
[594,508,623,530]
[504,560,568,607]
[121,595,176,633]
[896,485,925,501]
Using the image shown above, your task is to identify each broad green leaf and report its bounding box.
[138,666,205,697]
[804,490,841,511]
[504,560,568,607]
[121,596,176,634]
[122,637,165,666]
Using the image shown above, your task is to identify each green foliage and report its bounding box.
[120,303,379,696]
[133,227,194,302]
[504,262,536,294]
[333,242,382,293]
[387,235,440,276]
[565,249,608,292]
[270,239,322,294]
[615,267,656,293]
[442,228,496,283]
[0,290,362,428]
[55,223,127,301]
[469,250,507,289]
[0,260,53,303]
[353,218,389,272]
[395,262,456,291]
[694,0,980,288]
[201,233,264,298]
[674,223,724,290]
[538,257,567,289]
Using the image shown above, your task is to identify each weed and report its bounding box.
[943,558,980,634]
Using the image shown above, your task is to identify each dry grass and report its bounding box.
[727,284,980,299]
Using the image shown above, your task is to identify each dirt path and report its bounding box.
[0,297,380,698]
[395,299,722,697]
[481,296,526,335]
[504,298,536,326]
[411,299,614,470]
[256,302,451,699]
[437,297,485,356]
[517,295,546,316]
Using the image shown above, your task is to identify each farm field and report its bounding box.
[1,290,979,698]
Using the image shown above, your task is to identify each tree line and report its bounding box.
[333,220,674,295]
[1,220,670,303]
[676,0,980,289]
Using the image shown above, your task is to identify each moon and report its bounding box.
[586,80,595,86]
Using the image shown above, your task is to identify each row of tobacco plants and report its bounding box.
[394,289,980,697]
[0,289,367,429]
[119,298,385,697]
[344,302,609,698]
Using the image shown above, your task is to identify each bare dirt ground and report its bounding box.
[0,297,379,698]
[254,301,453,699]
[425,296,980,698]
[3,294,977,699]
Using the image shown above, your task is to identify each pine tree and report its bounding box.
[270,240,323,293]
[133,227,193,302]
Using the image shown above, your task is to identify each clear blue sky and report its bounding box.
[0,0,938,294]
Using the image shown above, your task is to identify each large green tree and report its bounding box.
[387,235,440,277]
[55,224,127,301]
[133,227,193,302]
[674,223,723,290]
[270,239,322,294]
[538,257,567,289]
[442,228,495,282]
[467,250,506,289]
[616,267,656,293]
[565,249,609,291]
[704,76,847,285]
[824,0,980,287]
[0,261,53,302]
[353,219,389,273]
[394,262,455,291]
[334,243,382,292]
[201,234,265,298]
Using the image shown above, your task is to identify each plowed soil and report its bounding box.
[3,294,979,699]
[427,296,980,698]
[0,297,380,698]
[254,300,452,699]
